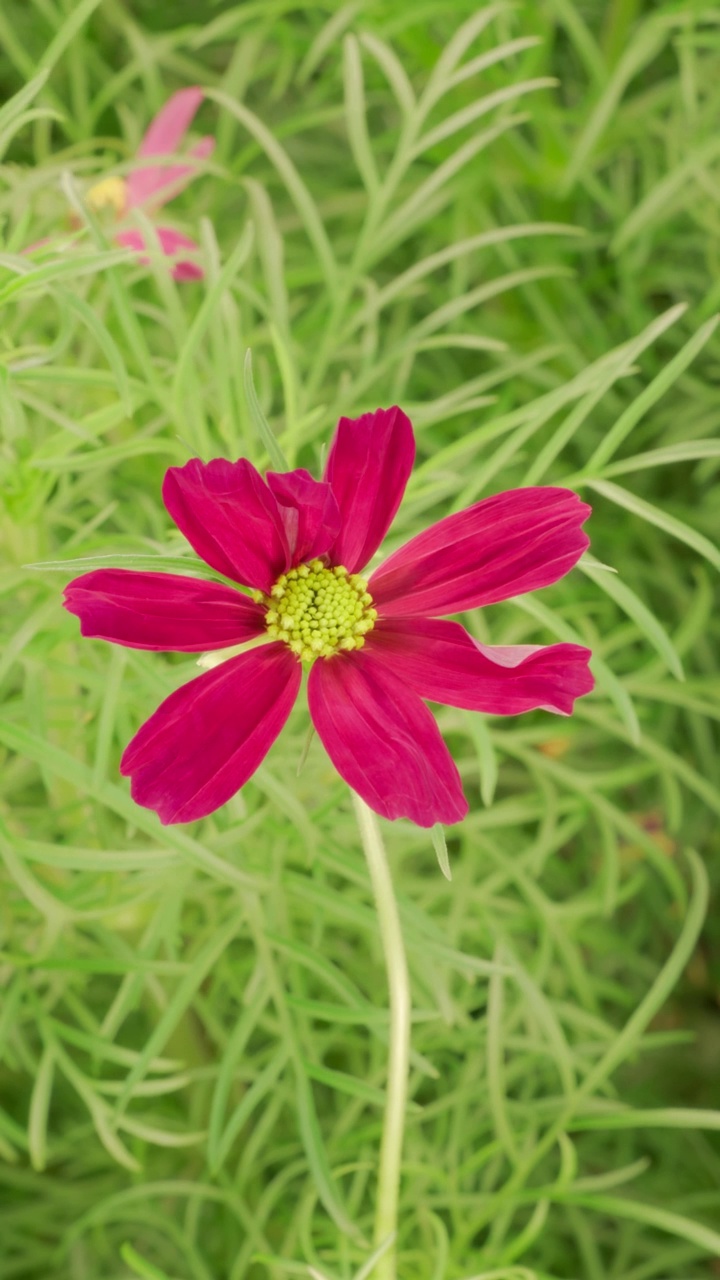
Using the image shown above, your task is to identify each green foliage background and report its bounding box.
[1,1,719,1277]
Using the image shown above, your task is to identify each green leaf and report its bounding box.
[206,89,339,296]
[580,556,684,681]
[244,348,289,470]
[559,1192,720,1256]
[120,1243,177,1280]
[582,313,719,474]
[301,1058,390,1107]
[343,35,380,195]
[585,479,720,573]
[431,824,452,880]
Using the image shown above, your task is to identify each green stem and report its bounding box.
[351,791,411,1280]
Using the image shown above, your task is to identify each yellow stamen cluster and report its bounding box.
[257,559,377,662]
[86,175,127,216]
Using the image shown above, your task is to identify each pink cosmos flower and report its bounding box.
[30,89,213,280]
[64,408,593,828]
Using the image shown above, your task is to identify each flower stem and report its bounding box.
[351,791,411,1280]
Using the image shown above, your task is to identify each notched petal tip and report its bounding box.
[370,484,592,617]
[162,456,289,591]
[266,468,341,565]
[62,567,265,652]
[367,618,594,718]
[120,643,301,825]
[308,649,467,827]
[323,405,416,573]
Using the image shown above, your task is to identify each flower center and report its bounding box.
[258,559,377,662]
[86,176,127,217]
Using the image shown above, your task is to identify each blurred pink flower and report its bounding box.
[32,88,213,280]
[107,87,214,279]
[64,408,594,827]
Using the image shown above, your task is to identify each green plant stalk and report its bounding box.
[351,791,411,1280]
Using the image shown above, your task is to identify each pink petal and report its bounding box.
[120,642,300,824]
[126,87,214,208]
[308,650,467,827]
[115,227,204,279]
[367,617,594,715]
[63,569,265,652]
[137,88,205,157]
[370,487,591,617]
[323,406,415,573]
[126,140,215,210]
[162,457,290,592]
[190,136,215,162]
[266,469,341,565]
[169,257,204,283]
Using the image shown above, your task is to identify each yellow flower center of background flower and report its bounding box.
[86,175,127,216]
[258,559,377,662]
